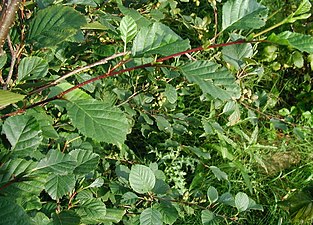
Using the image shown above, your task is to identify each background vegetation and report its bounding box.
[0,0,313,224]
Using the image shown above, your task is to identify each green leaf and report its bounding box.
[132,22,190,57]
[201,210,215,225]
[180,61,241,101]
[222,0,268,31]
[28,5,86,47]
[52,210,80,225]
[67,99,130,145]
[0,158,36,185]
[268,32,313,54]
[45,174,76,200]
[76,199,106,224]
[155,115,173,135]
[121,192,139,205]
[101,208,126,223]
[295,0,312,16]
[0,197,32,225]
[118,4,152,28]
[129,165,156,194]
[207,186,219,204]
[27,108,59,139]
[0,53,7,69]
[35,150,76,174]
[31,212,51,225]
[67,0,97,7]
[69,149,100,175]
[120,16,137,44]
[0,90,25,109]
[2,115,42,158]
[235,192,249,212]
[156,201,179,225]
[18,56,49,81]
[210,166,228,181]
[140,208,162,225]
[222,41,253,69]
[165,84,177,104]
[219,192,235,206]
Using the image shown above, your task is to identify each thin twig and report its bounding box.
[4,35,19,89]
[29,51,130,95]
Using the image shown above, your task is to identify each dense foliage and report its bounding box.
[0,0,313,224]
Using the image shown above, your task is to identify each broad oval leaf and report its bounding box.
[52,210,80,225]
[119,15,137,44]
[180,61,241,101]
[45,174,76,200]
[207,186,219,204]
[66,99,130,145]
[35,149,76,174]
[235,192,250,212]
[140,208,162,225]
[0,90,25,109]
[268,31,313,54]
[18,56,49,81]
[222,42,253,69]
[210,166,228,181]
[201,210,215,225]
[132,22,190,57]
[76,199,107,224]
[222,0,268,31]
[156,202,179,225]
[69,149,100,175]
[2,115,42,158]
[28,5,86,47]
[129,165,156,194]
[0,197,32,225]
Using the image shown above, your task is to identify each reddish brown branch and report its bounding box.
[0,39,256,119]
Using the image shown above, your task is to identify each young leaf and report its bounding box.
[140,208,162,225]
[0,197,32,225]
[129,165,156,194]
[165,84,177,104]
[222,0,268,31]
[18,56,49,81]
[119,16,137,44]
[180,61,241,101]
[207,186,219,204]
[28,5,86,47]
[52,210,80,225]
[66,99,130,145]
[35,149,76,175]
[235,192,250,212]
[132,22,190,57]
[0,90,25,109]
[45,174,76,200]
[268,32,313,54]
[2,115,42,158]
[69,149,100,175]
[76,199,107,224]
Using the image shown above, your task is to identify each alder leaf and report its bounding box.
[119,15,137,44]
[129,165,156,194]
[132,22,190,57]
[66,99,130,145]
[45,174,76,200]
[18,56,49,81]
[0,90,25,109]
[222,0,268,31]
[180,61,241,101]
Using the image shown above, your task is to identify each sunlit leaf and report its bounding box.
[76,199,106,224]
[180,61,241,101]
[222,0,268,31]
[120,15,137,44]
[2,115,42,158]
[140,208,162,225]
[69,149,100,175]
[235,192,249,212]
[129,165,156,194]
[207,186,219,204]
[132,22,190,57]
[165,84,177,104]
[0,90,25,109]
[67,99,130,145]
